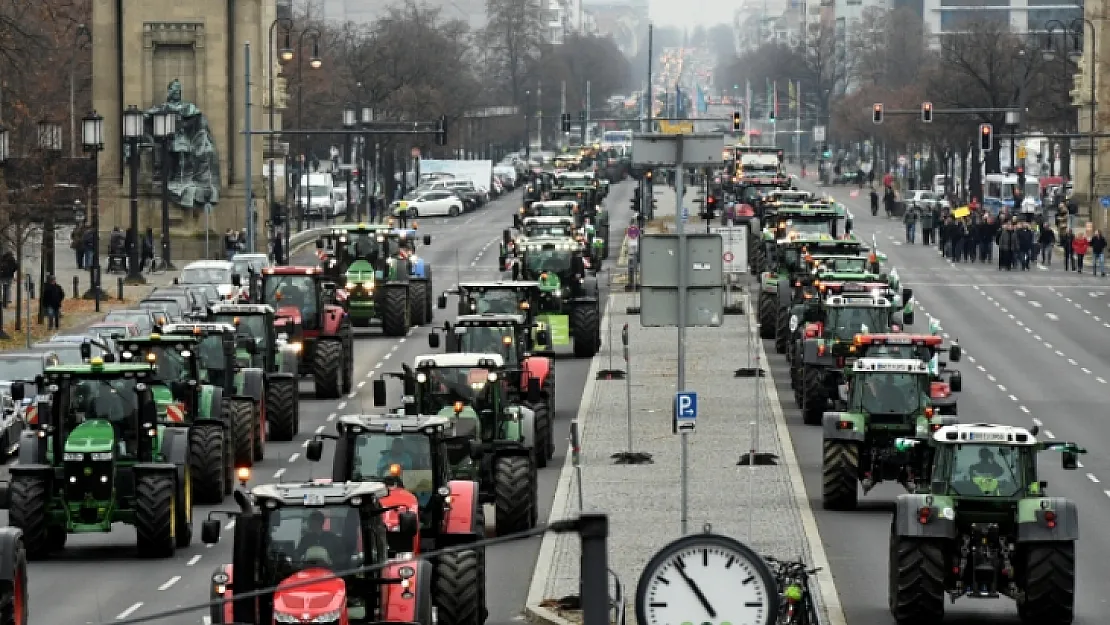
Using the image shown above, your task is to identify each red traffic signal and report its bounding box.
[979,123,993,151]
[872,103,884,124]
[921,101,933,123]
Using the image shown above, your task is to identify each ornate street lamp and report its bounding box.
[81,111,106,305]
[123,104,146,283]
[153,110,179,270]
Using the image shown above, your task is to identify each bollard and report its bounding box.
[73,276,79,300]
[117,277,124,301]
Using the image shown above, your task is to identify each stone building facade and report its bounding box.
[1070,9,1108,230]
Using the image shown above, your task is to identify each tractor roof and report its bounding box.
[125,334,200,345]
[459,280,540,290]
[184,260,233,270]
[851,358,930,373]
[854,334,943,347]
[413,353,505,369]
[45,361,156,376]
[824,293,892,307]
[532,200,577,208]
[208,303,275,315]
[932,423,1038,445]
[524,216,575,224]
[455,314,528,326]
[335,414,454,434]
[519,238,582,252]
[161,322,236,336]
[328,223,391,233]
[263,266,325,276]
[251,480,389,505]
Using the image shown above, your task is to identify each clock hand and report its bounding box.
[674,564,717,618]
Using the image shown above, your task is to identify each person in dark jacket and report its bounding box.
[997,224,1013,270]
[141,228,155,273]
[0,252,15,307]
[1091,230,1107,276]
[1016,223,1035,270]
[81,227,97,270]
[870,189,879,216]
[42,275,64,330]
[884,187,896,217]
[1060,227,1075,271]
[1039,224,1056,266]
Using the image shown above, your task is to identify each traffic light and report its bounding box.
[435,115,448,146]
[872,103,884,124]
[561,113,571,132]
[921,101,933,123]
[705,194,717,219]
[578,110,587,122]
[732,111,741,131]
[979,123,993,151]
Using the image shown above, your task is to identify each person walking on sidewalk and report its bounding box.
[1091,230,1107,276]
[71,226,86,270]
[997,223,1014,270]
[1017,222,1035,271]
[1061,227,1075,271]
[1039,223,1056,266]
[81,226,96,270]
[1072,230,1089,273]
[42,275,64,330]
[903,206,918,244]
[921,207,934,245]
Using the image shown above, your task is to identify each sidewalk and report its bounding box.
[525,191,844,625]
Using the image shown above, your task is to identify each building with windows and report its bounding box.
[582,0,649,57]
[922,0,1082,46]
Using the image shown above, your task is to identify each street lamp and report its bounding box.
[36,118,62,324]
[361,104,374,222]
[0,124,9,339]
[1043,18,1097,226]
[268,17,294,254]
[524,89,532,161]
[343,103,356,222]
[153,110,178,270]
[123,104,146,283]
[81,110,105,306]
[279,31,294,62]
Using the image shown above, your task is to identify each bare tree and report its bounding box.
[481,0,546,106]
[796,21,853,123]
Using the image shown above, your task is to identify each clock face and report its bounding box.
[642,543,773,625]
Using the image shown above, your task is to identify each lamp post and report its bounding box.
[360,103,374,223]
[123,104,146,284]
[343,102,356,223]
[37,118,62,324]
[295,28,322,174]
[81,111,105,307]
[524,89,532,162]
[1043,18,1097,226]
[0,124,9,339]
[152,110,178,270]
[267,18,294,253]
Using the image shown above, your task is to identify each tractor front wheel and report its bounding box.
[188,424,226,504]
[888,535,945,624]
[494,456,535,535]
[382,285,411,337]
[134,473,176,558]
[226,399,256,468]
[822,440,859,510]
[410,281,429,326]
[758,294,776,339]
[266,378,299,441]
[774,307,791,353]
[571,305,601,358]
[434,549,485,625]
[1018,542,1075,625]
[531,402,551,469]
[802,367,826,425]
[0,533,28,625]
[8,476,51,560]
[312,340,342,399]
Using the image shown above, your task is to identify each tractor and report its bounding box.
[751,206,850,274]
[501,216,578,269]
[261,266,355,399]
[849,333,963,415]
[306,414,488,625]
[372,353,539,534]
[507,237,601,358]
[314,223,392,279]
[156,322,269,466]
[0,528,27,625]
[0,360,192,558]
[546,186,608,258]
[428,313,556,466]
[201,476,433,625]
[820,357,957,510]
[887,423,1084,625]
[441,281,543,322]
[517,199,576,229]
[384,228,435,326]
[206,303,302,441]
[758,235,860,340]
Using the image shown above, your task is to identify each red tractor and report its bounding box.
[202,473,433,625]
[849,333,963,414]
[307,414,488,625]
[261,266,354,399]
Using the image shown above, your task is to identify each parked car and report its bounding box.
[47,333,118,357]
[149,286,207,316]
[103,308,164,334]
[138,297,185,321]
[905,190,947,212]
[86,321,141,341]
[394,191,466,217]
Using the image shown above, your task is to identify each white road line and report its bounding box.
[1000,308,1008,313]
[1015,320,1023,326]
[337,402,347,410]
[357,381,366,388]
[1096,316,1102,322]
[997,384,1007,391]
[987,374,996,382]
[1025,327,1033,333]
[1045,431,1056,439]
[1065,297,1073,302]
[187,554,202,567]
[1055,350,1065,357]
[1084,309,1092,314]
[1099,377,1108,384]
[1045,342,1053,349]
[407,328,414,336]
[315,425,325,434]
[1030,301,1042,307]
[1046,313,1059,320]
[1104,490,1110,499]
[1034,334,1042,340]
[943,332,950,338]
[158,576,181,591]
[375,362,383,369]
[273,468,286,479]
[1014,290,1026,297]
[224,520,235,530]
[390,345,399,352]
[1087,473,1100,483]
[1068,359,1078,366]
[1008,394,1018,401]
[288,453,300,463]
[347,392,356,398]
[1007,314,1015,319]
[383,352,391,360]
[399,338,406,343]
[1032,418,1044,426]
[1020,406,1030,413]
[326,413,336,421]
[116,602,143,620]
[967,356,976,363]
[1082,367,1092,374]
[302,439,310,448]
[366,371,373,377]
[977,365,986,371]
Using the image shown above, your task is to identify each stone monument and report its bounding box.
[145,78,222,208]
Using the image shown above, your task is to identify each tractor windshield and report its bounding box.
[525,249,573,275]
[947,444,1027,497]
[821,257,869,273]
[211,314,270,351]
[264,504,370,576]
[263,275,319,318]
[343,233,382,260]
[852,373,926,415]
[64,378,141,448]
[457,326,517,365]
[194,335,230,387]
[783,221,833,237]
[827,306,890,341]
[535,204,575,218]
[130,344,192,384]
[524,224,573,238]
[350,433,435,504]
[418,366,493,411]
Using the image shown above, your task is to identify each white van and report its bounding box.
[296,173,336,218]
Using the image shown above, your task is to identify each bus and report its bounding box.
[984,173,1041,213]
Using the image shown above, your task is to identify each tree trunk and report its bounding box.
[1061,140,1072,179]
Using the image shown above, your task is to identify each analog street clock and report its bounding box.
[636,530,778,625]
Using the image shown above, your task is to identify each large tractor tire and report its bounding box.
[758,294,776,339]
[410,281,429,326]
[888,535,945,624]
[822,440,859,510]
[174,469,193,549]
[531,402,551,469]
[801,367,826,425]
[774,307,791,354]
[571,305,601,358]
[266,377,298,441]
[1018,542,1075,625]
[494,456,535,535]
[134,473,176,558]
[8,476,51,560]
[382,285,411,337]
[0,533,28,625]
[434,549,485,625]
[341,331,354,396]
[424,271,435,324]
[312,339,342,399]
[226,399,255,468]
[188,424,227,504]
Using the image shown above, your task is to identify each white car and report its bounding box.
[178,260,239,300]
[393,191,465,217]
[905,190,948,212]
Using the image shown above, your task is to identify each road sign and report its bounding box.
[627,225,641,239]
[1017,145,1027,160]
[674,391,697,433]
[1101,196,1110,209]
[711,225,748,275]
[681,206,689,221]
[813,125,826,142]
[723,251,734,262]
[658,120,695,134]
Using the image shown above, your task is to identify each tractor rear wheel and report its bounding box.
[494,456,535,535]
[312,339,342,399]
[571,305,601,357]
[134,473,176,558]
[226,399,255,468]
[8,476,51,560]
[822,440,859,510]
[802,368,826,425]
[382,285,411,337]
[0,533,28,625]
[1018,542,1075,624]
[410,281,429,326]
[175,469,193,549]
[775,307,791,353]
[888,535,945,624]
[188,424,226,504]
[758,294,776,339]
[341,334,354,395]
[531,402,551,469]
[266,378,298,441]
[434,549,484,625]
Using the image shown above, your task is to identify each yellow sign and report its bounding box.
[1017,145,1027,160]
[658,120,694,134]
[952,206,971,219]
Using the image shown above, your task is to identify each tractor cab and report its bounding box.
[512,237,591,286]
[153,323,240,390]
[202,479,431,625]
[405,354,510,425]
[206,303,285,369]
[261,267,345,339]
[853,333,963,413]
[117,333,204,421]
[520,216,577,240]
[315,224,392,276]
[844,358,933,428]
[805,253,883,276]
[431,314,539,367]
[442,281,542,322]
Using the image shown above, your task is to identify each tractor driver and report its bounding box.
[377,438,416,476]
[293,511,345,567]
[969,447,1005,479]
[463,326,504,354]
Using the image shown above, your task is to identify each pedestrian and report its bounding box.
[1039,222,1056,266]
[393,201,409,228]
[920,206,934,245]
[1061,227,1075,271]
[224,229,238,261]
[142,228,155,272]
[42,275,64,330]
[1091,230,1107,276]
[903,206,918,244]
[931,206,942,246]
[71,225,85,269]
[0,251,15,307]
[997,224,1013,270]
[869,189,879,216]
[81,226,96,270]
[1017,223,1034,271]
[1072,230,1089,273]
[883,187,895,218]
[272,233,284,266]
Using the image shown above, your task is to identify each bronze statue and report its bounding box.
[145,79,221,208]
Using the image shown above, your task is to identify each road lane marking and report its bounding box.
[273,468,285,479]
[977,365,986,371]
[337,401,346,410]
[288,453,300,463]
[967,356,976,363]
[1020,406,1030,413]
[315,425,325,434]
[375,362,383,369]
[987,374,996,382]
[1082,367,1091,374]
[326,413,336,421]
[187,554,202,566]
[1032,418,1043,426]
[399,338,406,343]
[1046,313,1058,320]
[117,602,143,620]
[1045,431,1056,439]
[1088,474,1100,483]
[1099,377,1108,384]
[997,384,1006,391]
[158,576,181,591]
[347,392,356,398]
[302,439,310,447]
[383,352,391,360]
[1068,359,1078,366]
[1055,350,1065,357]
[358,381,366,388]
[1029,301,1041,307]
[1008,394,1018,401]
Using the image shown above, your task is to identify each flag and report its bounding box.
[696,85,708,113]
[765,78,772,119]
[788,81,796,112]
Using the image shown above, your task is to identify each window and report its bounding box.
[351,433,435,502]
[1028,7,1083,31]
[940,8,1010,31]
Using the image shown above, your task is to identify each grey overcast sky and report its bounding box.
[649,0,727,29]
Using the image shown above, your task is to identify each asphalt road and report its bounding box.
[10,179,636,625]
[765,173,1110,624]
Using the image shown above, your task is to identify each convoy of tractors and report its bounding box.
[738,162,1082,624]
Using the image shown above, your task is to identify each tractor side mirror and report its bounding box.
[468,439,483,460]
[503,229,512,243]
[902,287,914,303]
[428,333,440,349]
[949,344,962,362]
[437,295,448,309]
[315,239,324,249]
[1062,450,1079,470]
[373,379,387,407]
[306,439,323,462]
[103,352,116,363]
[9,382,24,403]
[201,519,222,544]
[231,273,242,287]
[948,370,962,393]
[527,377,541,403]
[536,329,549,345]
[80,342,92,362]
[903,310,914,326]
[512,264,520,280]
[423,234,432,246]
[398,510,419,537]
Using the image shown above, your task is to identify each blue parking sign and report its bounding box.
[674,392,697,434]
[1101,196,1110,209]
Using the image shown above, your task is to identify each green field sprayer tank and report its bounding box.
[0,361,192,559]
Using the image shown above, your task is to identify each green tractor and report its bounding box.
[206,303,302,441]
[547,185,608,257]
[427,312,556,467]
[372,353,540,534]
[441,281,543,319]
[751,203,849,273]
[507,237,601,357]
[312,223,392,279]
[0,360,192,558]
[156,322,268,465]
[887,423,1084,625]
[820,357,957,510]
[849,332,963,415]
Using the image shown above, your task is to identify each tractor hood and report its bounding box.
[345,259,381,282]
[538,273,562,292]
[151,385,173,406]
[65,419,116,454]
[439,404,479,421]
[273,569,346,621]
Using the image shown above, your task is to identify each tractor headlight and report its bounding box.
[273,612,301,623]
[63,453,84,461]
[90,452,113,461]
[346,282,356,290]
[363,281,374,290]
